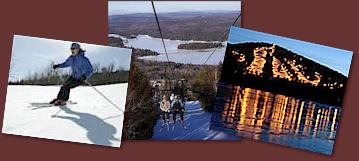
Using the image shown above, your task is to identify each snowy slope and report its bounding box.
[152,101,241,140]
[9,35,132,82]
[2,83,127,148]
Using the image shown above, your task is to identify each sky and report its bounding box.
[228,26,353,77]
[9,35,132,82]
[108,1,241,15]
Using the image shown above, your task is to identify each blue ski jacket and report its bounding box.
[58,52,93,80]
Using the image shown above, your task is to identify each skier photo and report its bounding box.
[50,43,93,106]
[2,35,132,148]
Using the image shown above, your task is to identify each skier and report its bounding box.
[159,95,171,130]
[169,93,175,103]
[171,95,186,128]
[50,43,93,106]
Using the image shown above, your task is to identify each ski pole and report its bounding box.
[84,80,124,113]
[57,70,65,82]
[52,68,65,83]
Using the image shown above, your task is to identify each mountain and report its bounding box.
[220,42,348,106]
[108,11,241,41]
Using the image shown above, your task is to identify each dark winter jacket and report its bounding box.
[171,99,184,110]
[58,52,93,80]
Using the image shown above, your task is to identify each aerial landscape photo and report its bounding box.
[108,1,242,140]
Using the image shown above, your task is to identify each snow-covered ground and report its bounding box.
[2,83,127,148]
[152,101,241,140]
[109,34,227,65]
[10,35,132,82]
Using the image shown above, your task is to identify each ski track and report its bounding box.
[2,84,127,147]
[152,101,241,140]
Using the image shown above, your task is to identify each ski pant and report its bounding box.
[57,76,83,101]
[172,109,184,122]
[161,111,170,122]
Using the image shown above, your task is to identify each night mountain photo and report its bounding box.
[210,27,353,155]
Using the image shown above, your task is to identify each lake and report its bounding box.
[211,82,340,155]
[109,34,227,65]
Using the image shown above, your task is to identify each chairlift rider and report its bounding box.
[160,95,171,127]
[171,95,185,126]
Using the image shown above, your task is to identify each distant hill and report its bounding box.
[177,42,224,50]
[108,11,241,41]
[220,42,348,106]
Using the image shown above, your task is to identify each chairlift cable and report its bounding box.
[151,0,176,80]
[203,12,242,65]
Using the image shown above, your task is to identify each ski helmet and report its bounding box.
[71,43,81,49]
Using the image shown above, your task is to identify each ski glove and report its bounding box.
[53,64,60,69]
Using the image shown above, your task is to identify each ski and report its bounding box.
[29,100,77,108]
[159,121,170,132]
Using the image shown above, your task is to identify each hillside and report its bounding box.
[109,11,241,41]
[220,42,348,106]
[109,36,160,57]
[177,42,224,50]
[10,35,132,82]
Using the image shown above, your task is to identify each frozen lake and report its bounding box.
[109,34,227,65]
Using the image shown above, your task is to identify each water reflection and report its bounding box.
[211,82,341,155]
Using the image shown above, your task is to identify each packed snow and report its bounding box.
[152,101,241,140]
[2,83,127,147]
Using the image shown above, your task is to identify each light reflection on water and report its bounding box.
[211,82,341,155]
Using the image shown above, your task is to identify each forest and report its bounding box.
[109,11,240,41]
[177,42,224,50]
